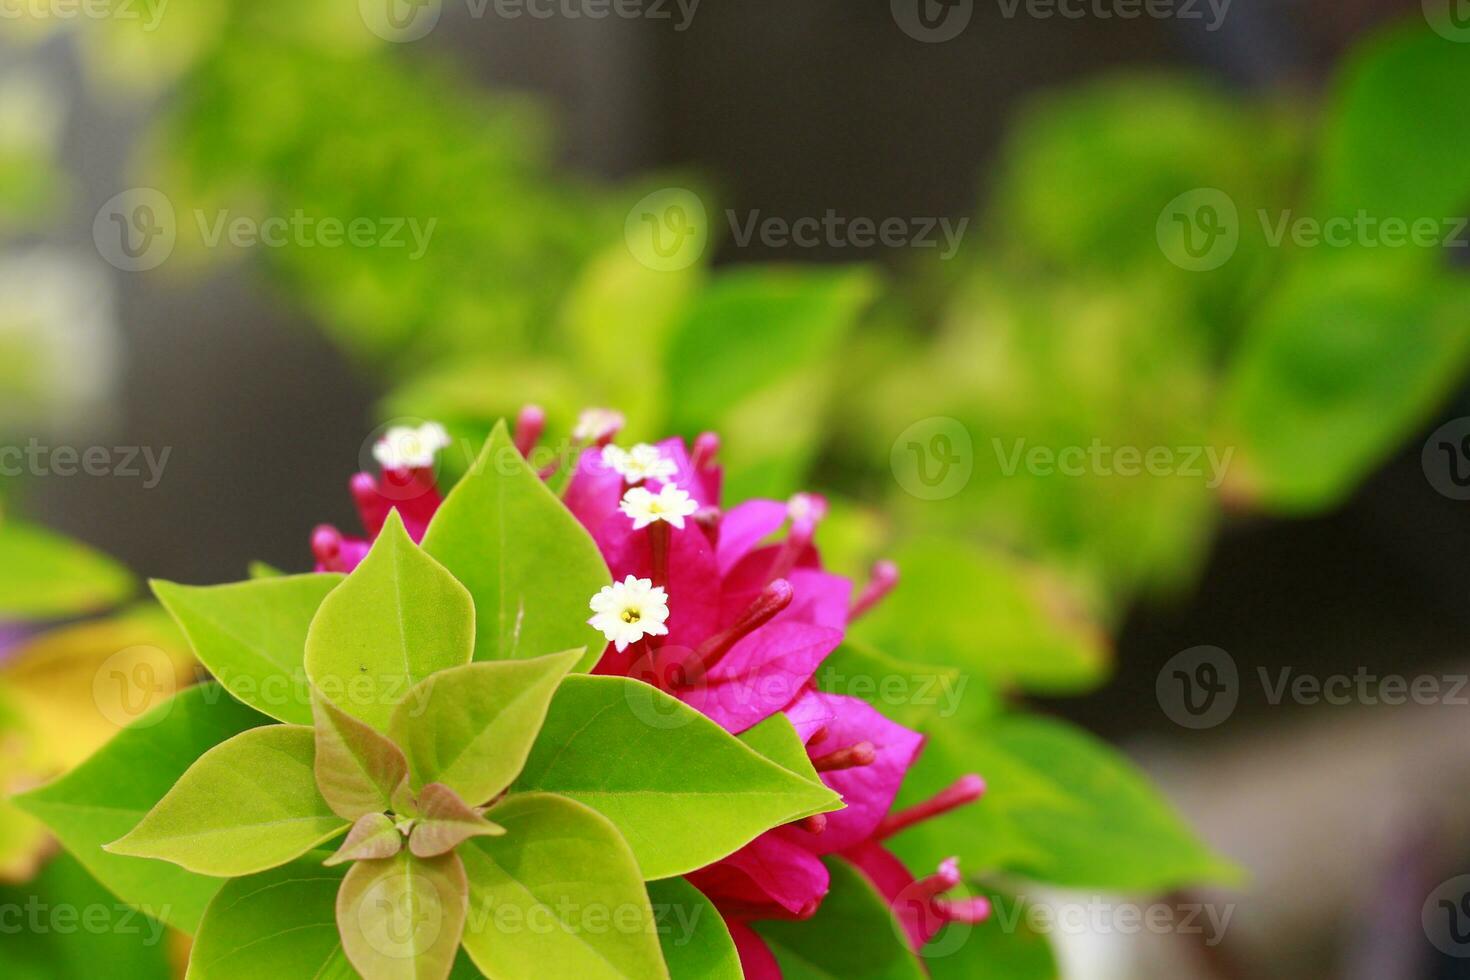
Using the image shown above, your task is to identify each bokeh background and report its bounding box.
[3,0,1470,977]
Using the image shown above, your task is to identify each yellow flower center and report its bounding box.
[621,607,641,624]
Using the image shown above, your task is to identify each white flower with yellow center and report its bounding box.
[573,407,625,442]
[588,576,670,651]
[601,442,678,483]
[620,484,699,530]
[374,422,451,470]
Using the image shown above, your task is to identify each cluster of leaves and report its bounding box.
[842,23,1470,610]
[18,431,856,979]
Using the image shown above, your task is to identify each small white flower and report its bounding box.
[588,575,670,652]
[374,422,451,470]
[601,442,678,483]
[620,484,699,530]
[573,407,625,442]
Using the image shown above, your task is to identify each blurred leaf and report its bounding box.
[854,539,1109,695]
[0,852,172,980]
[1220,258,1470,512]
[0,603,196,772]
[561,244,703,436]
[889,714,1242,892]
[923,887,1058,980]
[815,641,990,730]
[0,521,133,618]
[1315,24,1470,238]
[755,857,925,979]
[14,683,270,934]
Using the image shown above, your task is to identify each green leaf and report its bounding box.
[325,813,404,867]
[1220,261,1470,512]
[339,849,468,980]
[248,561,286,579]
[105,724,348,877]
[390,650,580,805]
[755,858,926,980]
[313,690,411,820]
[1316,24,1470,240]
[152,574,344,725]
[0,521,133,619]
[188,858,354,979]
[853,540,1110,695]
[815,641,990,730]
[408,782,506,858]
[646,878,741,980]
[420,420,611,669]
[924,888,1058,980]
[737,713,824,784]
[513,675,840,878]
[888,715,1241,892]
[0,852,172,980]
[14,683,269,933]
[305,511,474,732]
[460,792,669,980]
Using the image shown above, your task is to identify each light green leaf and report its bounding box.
[248,561,286,579]
[390,650,581,805]
[14,683,270,933]
[853,540,1110,695]
[305,511,474,732]
[408,782,506,858]
[313,690,411,821]
[755,858,926,980]
[646,878,741,980]
[513,675,840,878]
[888,714,1242,892]
[815,641,990,730]
[737,713,823,784]
[324,813,404,867]
[188,859,354,980]
[0,521,133,619]
[338,850,468,980]
[152,574,344,725]
[460,792,669,980]
[105,724,348,877]
[421,420,611,669]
